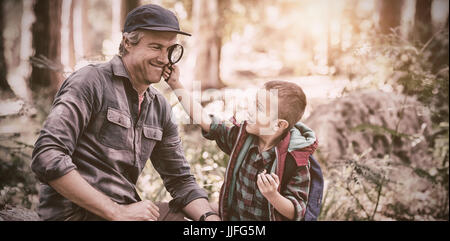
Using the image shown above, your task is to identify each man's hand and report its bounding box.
[163,64,181,89]
[257,170,280,202]
[113,200,160,221]
[204,214,221,221]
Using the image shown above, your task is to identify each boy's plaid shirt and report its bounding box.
[203,120,310,221]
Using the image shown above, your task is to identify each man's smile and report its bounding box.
[149,61,165,70]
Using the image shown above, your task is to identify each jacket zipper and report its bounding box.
[220,123,245,218]
[268,148,280,221]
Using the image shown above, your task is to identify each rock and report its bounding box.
[304,90,432,165]
[0,205,40,221]
[0,99,24,117]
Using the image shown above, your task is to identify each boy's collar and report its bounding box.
[275,131,291,156]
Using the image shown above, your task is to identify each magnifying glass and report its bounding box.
[164,44,184,82]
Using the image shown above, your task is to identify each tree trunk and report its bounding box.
[2,0,33,101]
[0,1,12,93]
[192,0,223,90]
[326,7,335,69]
[379,0,404,34]
[72,0,90,61]
[447,13,449,28]
[30,0,63,95]
[414,0,433,44]
[111,0,122,56]
[31,0,63,99]
[121,0,140,29]
[61,0,75,72]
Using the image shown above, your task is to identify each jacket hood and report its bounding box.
[287,122,317,152]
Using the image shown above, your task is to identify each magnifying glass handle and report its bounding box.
[164,64,173,82]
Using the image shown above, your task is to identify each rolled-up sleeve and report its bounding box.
[201,115,239,155]
[31,67,102,183]
[150,105,208,212]
[282,165,311,221]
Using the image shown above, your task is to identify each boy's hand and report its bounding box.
[162,64,181,89]
[257,170,280,202]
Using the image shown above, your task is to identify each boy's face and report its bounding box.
[245,89,287,136]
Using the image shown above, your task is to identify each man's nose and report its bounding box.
[156,48,169,65]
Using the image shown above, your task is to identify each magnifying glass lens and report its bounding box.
[169,44,183,64]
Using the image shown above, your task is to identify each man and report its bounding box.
[31,4,220,221]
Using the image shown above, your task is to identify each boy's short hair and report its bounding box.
[264,80,307,130]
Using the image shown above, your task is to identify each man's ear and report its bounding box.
[123,36,132,51]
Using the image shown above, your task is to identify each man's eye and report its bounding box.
[150,46,161,50]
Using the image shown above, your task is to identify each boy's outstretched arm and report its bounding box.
[163,65,211,132]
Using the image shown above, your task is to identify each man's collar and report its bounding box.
[110,55,156,102]
[111,55,131,79]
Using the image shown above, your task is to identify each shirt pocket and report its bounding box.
[97,107,132,150]
[140,125,163,162]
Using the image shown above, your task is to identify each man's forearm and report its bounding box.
[48,169,120,220]
[183,198,221,221]
[169,81,211,132]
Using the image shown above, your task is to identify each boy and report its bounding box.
[163,66,318,221]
